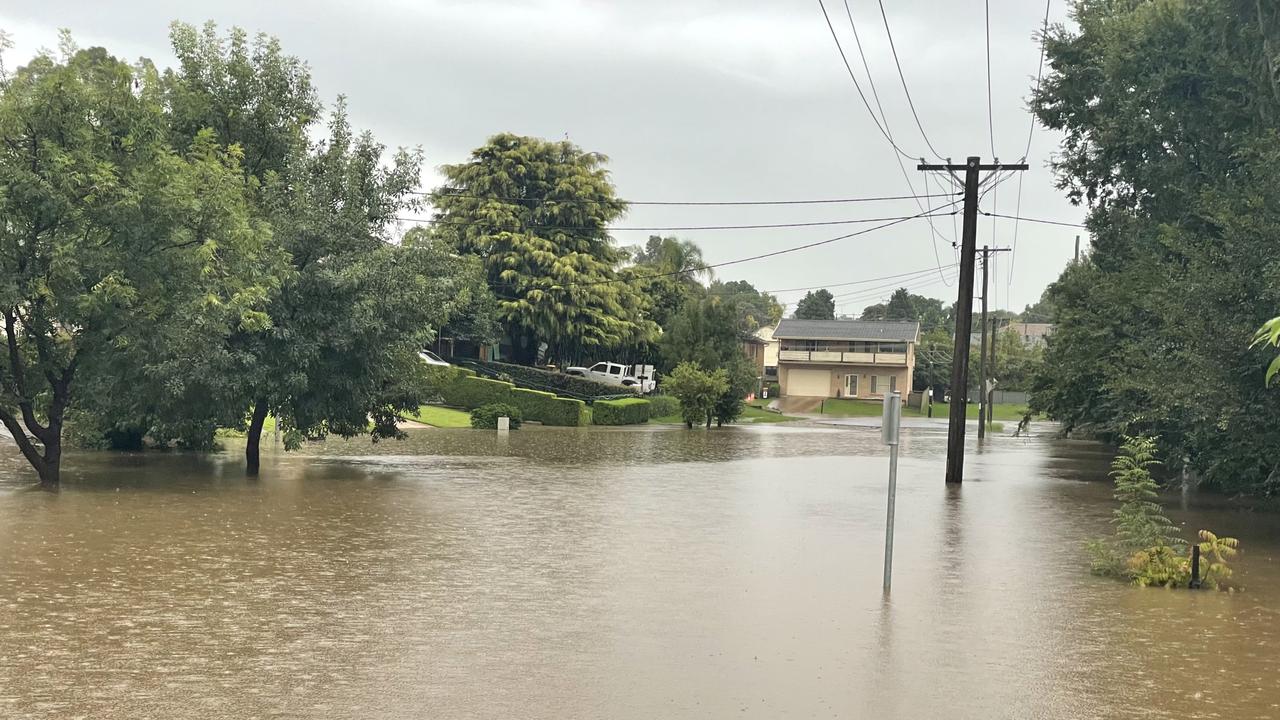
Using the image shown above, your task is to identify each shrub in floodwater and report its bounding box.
[470,403,522,430]
[1088,436,1241,589]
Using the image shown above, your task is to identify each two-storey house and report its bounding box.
[774,319,920,399]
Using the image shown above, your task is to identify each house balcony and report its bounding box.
[778,350,909,366]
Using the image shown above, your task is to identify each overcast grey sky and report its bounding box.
[1,0,1084,315]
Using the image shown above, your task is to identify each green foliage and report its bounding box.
[1251,316,1280,386]
[470,403,522,430]
[509,388,588,427]
[1031,0,1280,495]
[1111,436,1182,552]
[1196,530,1241,590]
[430,133,657,365]
[664,363,729,429]
[646,395,680,418]
[441,375,516,410]
[591,397,651,425]
[1087,437,1243,589]
[467,359,620,399]
[659,296,750,373]
[861,288,952,333]
[708,279,783,332]
[0,40,278,484]
[713,355,756,427]
[794,289,835,320]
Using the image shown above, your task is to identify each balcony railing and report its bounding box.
[778,350,908,366]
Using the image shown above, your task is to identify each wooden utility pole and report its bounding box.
[987,315,998,429]
[919,158,1027,483]
[978,246,990,439]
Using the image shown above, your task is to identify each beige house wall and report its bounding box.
[778,362,912,400]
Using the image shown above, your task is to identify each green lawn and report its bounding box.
[215,415,278,438]
[651,400,801,426]
[403,404,473,428]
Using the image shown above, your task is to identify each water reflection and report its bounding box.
[1,425,1277,719]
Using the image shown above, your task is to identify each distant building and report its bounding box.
[741,334,767,379]
[755,323,779,379]
[774,319,920,399]
[1011,322,1053,348]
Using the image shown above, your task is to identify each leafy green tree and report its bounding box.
[659,296,749,373]
[1032,0,1280,494]
[794,289,835,320]
[431,133,658,365]
[710,279,783,332]
[162,24,485,473]
[0,41,277,486]
[628,235,709,340]
[664,362,728,429]
[164,21,318,179]
[861,288,951,333]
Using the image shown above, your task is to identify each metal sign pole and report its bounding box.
[881,391,902,594]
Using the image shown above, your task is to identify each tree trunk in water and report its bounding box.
[0,410,61,488]
[37,434,61,489]
[245,398,269,476]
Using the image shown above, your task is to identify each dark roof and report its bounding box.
[773,318,920,342]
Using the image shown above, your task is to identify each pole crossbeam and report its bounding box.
[917,157,1026,484]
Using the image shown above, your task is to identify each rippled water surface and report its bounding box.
[2,424,1278,719]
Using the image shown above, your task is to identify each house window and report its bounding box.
[870,375,897,395]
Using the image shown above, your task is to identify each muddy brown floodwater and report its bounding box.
[1,424,1278,719]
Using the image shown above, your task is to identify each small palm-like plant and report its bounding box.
[1252,316,1280,385]
[1197,530,1241,589]
[1111,436,1182,553]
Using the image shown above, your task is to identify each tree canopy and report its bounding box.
[0,40,278,485]
[794,289,835,320]
[1031,0,1280,495]
[861,288,951,333]
[431,133,657,365]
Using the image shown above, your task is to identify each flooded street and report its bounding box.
[2,425,1278,719]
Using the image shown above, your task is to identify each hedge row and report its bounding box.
[511,388,589,427]
[646,395,680,418]
[426,366,588,426]
[591,398,651,425]
[466,359,628,400]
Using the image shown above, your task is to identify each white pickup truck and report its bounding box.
[565,362,655,394]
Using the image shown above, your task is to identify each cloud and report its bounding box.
[0,0,1084,312]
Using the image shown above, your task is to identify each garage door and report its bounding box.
[787,369,831,397]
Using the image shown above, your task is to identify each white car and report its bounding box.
[565,361,655,393]
[418,350,450,367]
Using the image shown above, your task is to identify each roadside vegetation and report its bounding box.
[1028,0,1280,497]
[1088,437,1240,590]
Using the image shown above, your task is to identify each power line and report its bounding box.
[816,0,919,160]
[411,190,956,207]
[832,269,959,304]
[875,0,947,162]
[985,0,997,157]
[842,0,955,285]
[980,210,1085,228]
[832,269,958,302]
[567,203,960,287]
[1008,0,1055,303]
[394,210,960,233]
[763,263,959,294]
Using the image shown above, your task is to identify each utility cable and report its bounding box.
[816,0,920,160]
[876,0,948,162]
[394,210,960,233]
[1008,0,1055,302]
[842,0,953,285]
[565,203,960,287]
[412,190,956,207]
